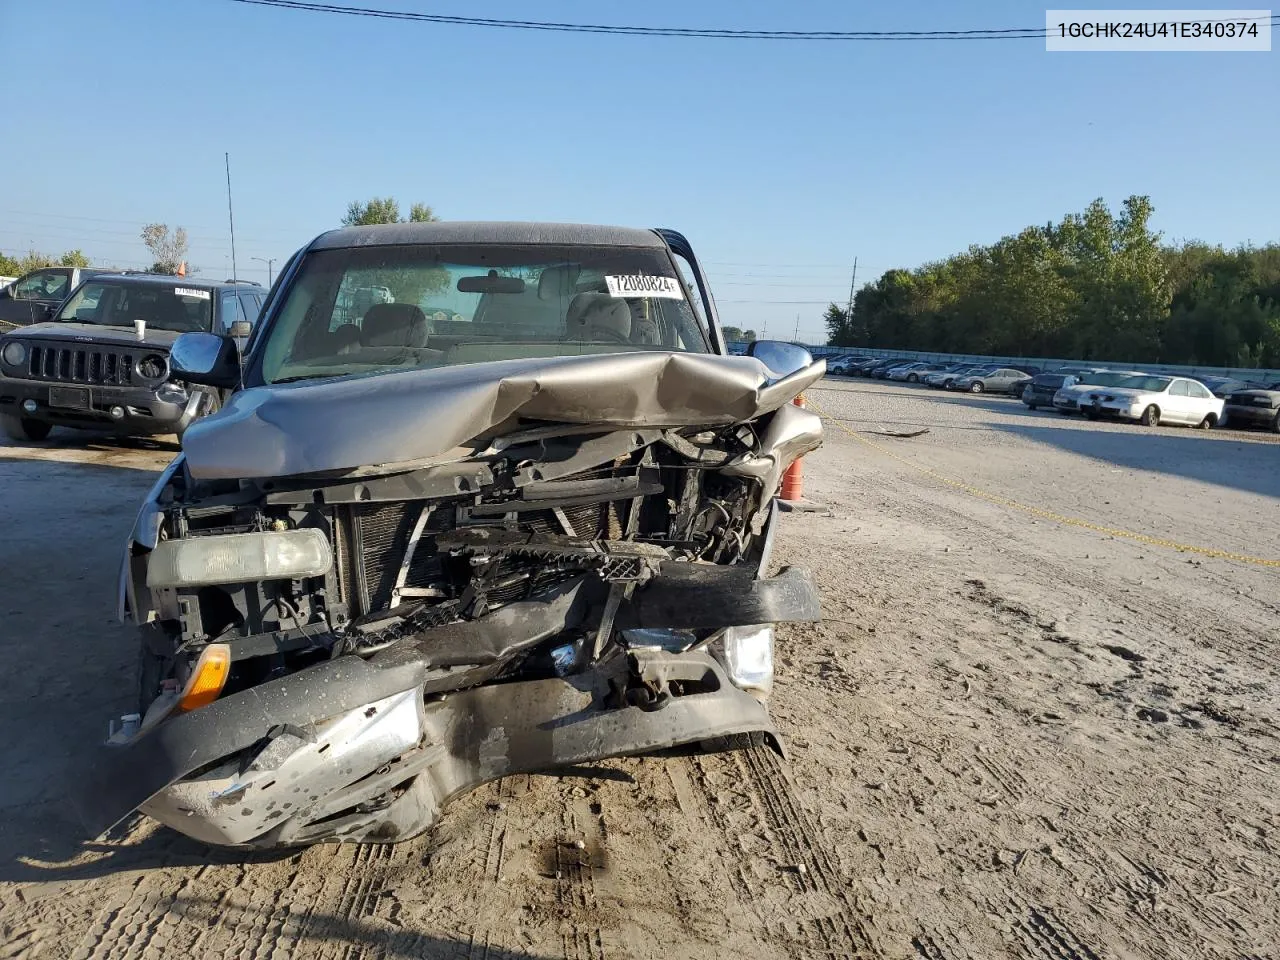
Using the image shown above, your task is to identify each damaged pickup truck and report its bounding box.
[77,222,824,848]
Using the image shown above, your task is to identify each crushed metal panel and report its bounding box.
[180,352,825,480]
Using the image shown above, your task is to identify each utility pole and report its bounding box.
[794,314,800,341]
[251,256,277,286]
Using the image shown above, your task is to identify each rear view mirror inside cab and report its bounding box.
[458,272,526,294]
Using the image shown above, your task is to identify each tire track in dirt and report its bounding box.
[876,464,1280,681]
[991,894,1103,960]
[554,800,606,960]
[910,925,973,960]
[686,739,879,959]
[856,470,1280,715]
[790,455,1279,958]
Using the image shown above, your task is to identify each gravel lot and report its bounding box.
[0,380,1276,959]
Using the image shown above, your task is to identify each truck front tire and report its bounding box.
[1,414,52,442]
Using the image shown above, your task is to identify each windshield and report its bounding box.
[259,244,710,384]
[56,281,214,333]
[1115,375,1172,392]
[1080,371,1138,387]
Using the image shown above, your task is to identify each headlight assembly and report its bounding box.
[136,353,170,381]
[722,624,774,696]
[1,340,27,367]
[147,528,332,587]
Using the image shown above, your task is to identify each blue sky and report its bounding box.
[2,1,1276,341]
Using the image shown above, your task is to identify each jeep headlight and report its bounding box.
[147,529,332,587]
[722,624,774,696]
[1,340,26,367]
[135,353,170,382]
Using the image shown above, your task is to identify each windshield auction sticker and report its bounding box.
[1046,10,1272,50]
[175,287,211,299]
[605,275,683,299]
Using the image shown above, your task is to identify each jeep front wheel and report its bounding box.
[1,414,52,442]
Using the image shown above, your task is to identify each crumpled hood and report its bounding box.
[13,321,183,349]
[182,352,826,480]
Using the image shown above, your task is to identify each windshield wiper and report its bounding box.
[272,373,333,385]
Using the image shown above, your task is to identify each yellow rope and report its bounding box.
[808,397,1280,570]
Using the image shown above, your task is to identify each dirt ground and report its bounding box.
[0,380,1277,960]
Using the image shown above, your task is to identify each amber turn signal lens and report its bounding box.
[179,644,231,712]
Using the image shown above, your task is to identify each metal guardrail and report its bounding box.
[730,342,1280,383]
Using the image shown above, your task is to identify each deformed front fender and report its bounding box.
[117,455,184,624]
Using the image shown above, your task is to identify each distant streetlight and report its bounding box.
[250,256,277,285]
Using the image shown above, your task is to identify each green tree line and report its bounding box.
[825,196,1280,368]
[0,249,91,275]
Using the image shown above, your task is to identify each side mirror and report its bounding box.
[170,332,242,389]
[746,339,815,379]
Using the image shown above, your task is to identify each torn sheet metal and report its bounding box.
[721,402,824,503]
[180,352,825,480]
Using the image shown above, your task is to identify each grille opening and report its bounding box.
[28,343,137,385]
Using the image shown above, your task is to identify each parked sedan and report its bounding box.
[889,361,946,383]
[827,354,871,375]
[1195,375,1267,399]
[858,358,901,377]
[1222,381,1280,432]
[872,360,915,379]
[921,363,975,388]
[1051,370,1147,413]
[1080,375,1223,427]
[1021,372,1077,410]
[954,367,1032,395]
[931,364,991,389]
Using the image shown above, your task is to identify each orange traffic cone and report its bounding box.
[779,394,806,502]
[176,261,187,277]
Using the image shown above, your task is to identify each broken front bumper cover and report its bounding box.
[75,565,818,846]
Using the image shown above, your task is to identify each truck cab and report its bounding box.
[0,266,124,329]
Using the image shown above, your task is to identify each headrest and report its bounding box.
[566,292,631,342]
[362,303,428,348]
[538,264,581,301]
[628,302,660,345]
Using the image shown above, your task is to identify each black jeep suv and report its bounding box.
[0,274,265,442]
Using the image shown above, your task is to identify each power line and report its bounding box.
[0,207,307,238]
[224,1,1280,39]
[0,215,290,250]
[716,299,839,305]
[705,261,869,269]
[0,219,244,246]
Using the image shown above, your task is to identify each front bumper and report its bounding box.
[77,648,779,847]
[0,376,200,434]
[1083,399,1136,419]
[77,563,818,846]
[1223,404,1278,427]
